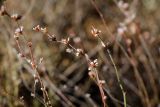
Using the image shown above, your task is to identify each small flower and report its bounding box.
[27,42,32,47]
[41,87,45,91]
[31,61,36,69]
[118,1,129,10]
[61,38,70,45]
[91,26,101,37]
[31,93,35,97]
[118,1,124,9]
[0,5,7,16]
[75,48,83,56]
[88,59,98,70]
[66,48,73,53]
[11,13,22,21]
[20,96,24,100]
[88,66,92,71]
[33,25,41,32]
[15,26,23,35]
[73,37,81,44]
[34,75,39,83]
[99,80,106,86]
[48,34,56,41]
[17,53,25,58]
[40,27,48,33]
[39,57,43,64]
[93,59,98,66]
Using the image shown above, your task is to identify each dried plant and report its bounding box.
[0,0,160,107]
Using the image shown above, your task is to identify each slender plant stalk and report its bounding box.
[99,36,127,107]
[107,49,126,107]
[90,0,128,106]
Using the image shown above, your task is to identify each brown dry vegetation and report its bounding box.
[0,0,160,107]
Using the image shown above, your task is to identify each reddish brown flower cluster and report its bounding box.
[33,25,48,33]
[88,59,98,71]
[33,25,57,42]
[11,13,22,21]
[33,25,41,32]
[91,26,101,37]
[75,48,84,56]
[61,38,70,45]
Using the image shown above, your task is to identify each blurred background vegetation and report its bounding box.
[0,0,160,107]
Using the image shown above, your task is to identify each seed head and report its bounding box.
[0,5,7,16]
[66,48,73,53]
[27,42,32,47]
[15,26,23,35]
[11,13,22,21]
[88,59,98,70]
[40,27,48,34]
[61,38,70,45]
[48,35,56,42]
[75,48,84,56]
[91,26,101,37]
[99,80,106,86]
[118,1,129,11]
[18,53,25,58]
[31,62,36,69]
[33,25,41,32]
[39,57,43,64]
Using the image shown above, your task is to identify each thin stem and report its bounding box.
[107,49,126,107]
[15,40,24,56]
[94,68,107,107]
[96,31,127,107]
[28,46,35,69]
[90,0,127,106]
